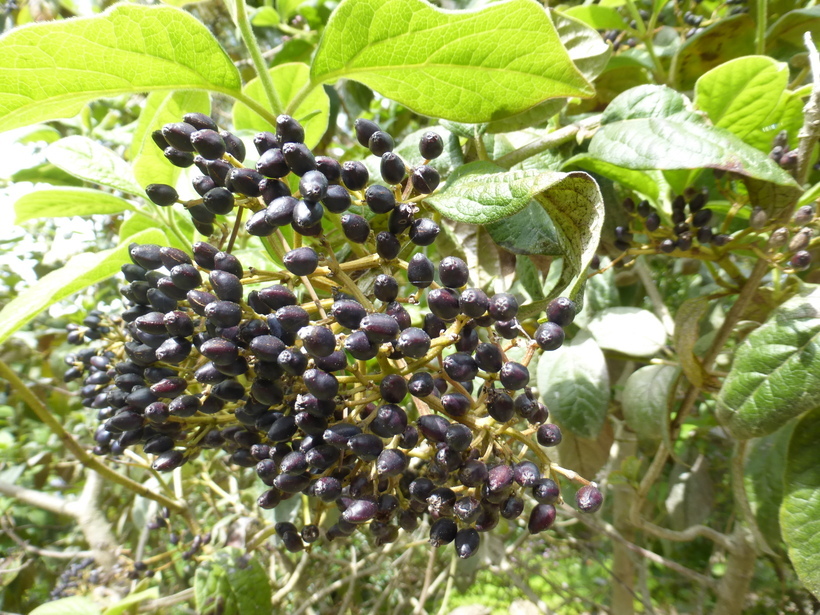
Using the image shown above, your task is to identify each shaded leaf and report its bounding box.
[233,63,330,149]
[717,286,820,439]
[311,0,593,123]
[673,296,714,390]
[555,420,615,480]
[563,154,659,200]
[0,4,240,131]
[766,7,820,62]
[622,364,678,441]
[665,455,714,530]
[0,229,166,345]
[561,5,628,30]
[780,407,820,599]
[194,549,272,615]
[537,332,610,439]
[14,187,135,223]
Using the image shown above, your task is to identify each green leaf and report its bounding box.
[717,286,820,439]
[131,90,211,191]
[195,549,272,615]
[0,4,241,131]
[561,5,628,31]
[621,364,677,441]
[671,14,756,90]
[47,136,145,196]
[588,117,799,187]
[673,296,713,390]
[233,63,330,149]
[0,228,166,345]
[311,0,593,123]
[601,84,692,123]
[29,597,102,615]
[484,10,611,134]
[694,56,789,149]
[536,332,609,439]
[766,7,820,62]
[486,201,562,256]
[563,154,659,200]
[103,588,160,615]
[14,187,135,223]
[277,0,305,20]
[251,6,280,26]
[780,406,820,599]
[429,162,603,301]
[745,420,796,552]
[586,307,667,357]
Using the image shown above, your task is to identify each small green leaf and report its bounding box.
[233,63,329,149]
[195,549,272,615]
[251,6,280,26]
[621,364,677,441]
[103,588,160,615]
[695,56,789,149]
[14,187,135,223]
[0,4,241,131]
[717,286,820,439]
[47,136,144,196]
[29,596,102,615]
[745,420,796,552]
[673,296,713,389]
[588,117,799,187]
[536,332,610,439]
[780,406,820,599]
[586,307,667,357]
[277,0,305,21]
[561,5,629,31]
[311,0,593,123]
[0,228,166,345]
[131,90,211,191]
[563,154,660,200]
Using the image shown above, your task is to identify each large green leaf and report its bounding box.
[194,549,272,615]
[484,10,611,134]
[600,84,693,123]
[233,63,330,149]
[47,136,145,196]
[586,307,667,357]
[311,0,593,123]
[0,4,241,131]
[588,117,799,187]
[429,162,603,301]
[745,420,796,552]
[621,364,677,441]
[131,90,211,191]
[694,56,790,150]
[0,229,166,345]
[14,187,135,223]
[780,407,820,599]
[717,286,820,439]
[536,332,610,439]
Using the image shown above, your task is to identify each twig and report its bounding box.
[495,115,601,169]
[0,359,188,516]
[413,547,437,615]
[231,0,283,116]
[271,552,311,605]
[138,588,195,612]
[1,517,93,560]
[634,258,675,337]
[795,32,820,186]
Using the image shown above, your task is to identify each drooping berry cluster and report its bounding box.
[66,113,603,559]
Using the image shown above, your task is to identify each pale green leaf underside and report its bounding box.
[311,0,593,123]
[47,136,144,196]
[14,187,135,223]
[589,117,799,187]
[587,307,667,357]
[780,407,820,599]
[0,3,240,131]
[536,332,610,439]
[717,286,820,439]
[564,154,660,200]
[131,90,211,190]
[622,364,677,441]
[695,56,789,148]
[233,63,330,149]
[0,229,167,345]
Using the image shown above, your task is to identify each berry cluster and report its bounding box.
[65,113,602,559]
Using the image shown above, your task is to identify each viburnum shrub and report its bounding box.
[1,0,819,612]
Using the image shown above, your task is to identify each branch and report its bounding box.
[795,32,820,186]
[0,480,78,517]
[495,115,601,169]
